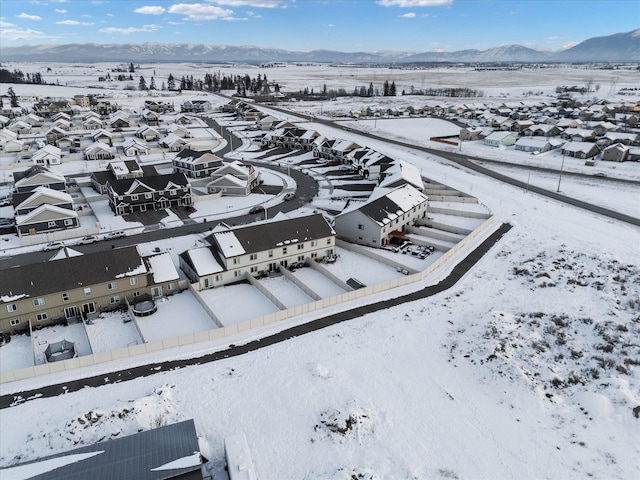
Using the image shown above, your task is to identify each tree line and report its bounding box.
[0,68,48,85]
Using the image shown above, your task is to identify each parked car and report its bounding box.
[283,193,295,201]
[105,230,126,240]
[326,160,340,166]
[0,218,15,228]
[77,235,98,245]
[249,205,265,214]
[43,241,64,251]
[0,196,12,207]
[185,205,197,213]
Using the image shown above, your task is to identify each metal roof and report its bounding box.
[6,419,202,480]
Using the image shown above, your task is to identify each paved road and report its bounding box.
[0,222,512,409]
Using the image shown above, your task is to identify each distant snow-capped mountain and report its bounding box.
[1,30,638,63]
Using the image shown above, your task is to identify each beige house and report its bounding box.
[0,246,170,333]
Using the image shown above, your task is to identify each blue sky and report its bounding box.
[1,0,638,52]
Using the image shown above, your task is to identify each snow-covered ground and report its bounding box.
[198,283,280,327]
[1,65,639,479]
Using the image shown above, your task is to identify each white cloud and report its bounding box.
[0,20,16,28]
[168,3,233,20]
[56,19,95,26]
[378,0,451,7]
[135,6,167,15]
[0,27,47,41]
[99,24,161,34]
[400,12,416,17]
[55,9,67,13]
[207,0,282,7]
[16,13,42,21]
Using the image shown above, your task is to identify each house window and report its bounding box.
[250,266,258,273]
[282,247,287,255]
[48,221,57,227]
[327,239,331,244]
[64,219,73,226]
[233,258,240,265]
[107,282,117,290]
[36,312,48,322]
[311,241,317,247]
[6,304,16,312]
[358,224,364,230]
[204,278,213,288]
[62,292,69,302]
[151,286,162,297]
[130,277,138,286]
[297,244,304,250]
[372,238,377,243]
[109,296,120,304]
[145,193,152,199]
[132,291,141,297]
[268,250,273,258]
[311,253,317,259]
[10,319,20,327]
[250,253,258,261]
[215,274,221,282]
[84,287,91,297]
[234,271,241,277]
[298,255,304,262]
[167,283,174,291]
[33,298,45,307]
[131,194,139,201]
[170,189,176,196]
[358,236,363,241]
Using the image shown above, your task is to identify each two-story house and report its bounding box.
[334,184,429,248]
[106,173,192,215]
[180,214,336,290]
[172,149,223,178]
[0,246,177,333]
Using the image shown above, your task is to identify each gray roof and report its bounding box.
[0,245,145,301]
[207,214,335,257]
[107,173,189,196]
[10,419,202,480]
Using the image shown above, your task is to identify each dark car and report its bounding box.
[249,205,265,214]
[185,205,197,213]
[283,193,295,201]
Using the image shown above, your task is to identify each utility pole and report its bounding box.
[557,153,565,192]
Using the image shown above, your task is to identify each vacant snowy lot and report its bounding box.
[198,283,280,327]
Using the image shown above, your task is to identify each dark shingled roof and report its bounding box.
[207,214,334,257]
[358,195,403,224]
[12,419,202,480]
[107,173,189,195]
[0,245,145,301]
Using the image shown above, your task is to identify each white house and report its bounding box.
[334,184,429,248]
[483,131,517,147]
[32,145,62,166]
[180,214,336,289]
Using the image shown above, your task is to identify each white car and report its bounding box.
[43,241,65,251]
[77,235,98,245]
[105,230,126,240]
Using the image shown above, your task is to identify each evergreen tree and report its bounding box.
[167,73,176,90]
[390,81,396,96]
[367,82,374,97]
[149,77,156,90]
[161,81,166,91]
[129,62,135,73]
[383,80,390,96]
[7,87,18,107]
[139,75,147,91]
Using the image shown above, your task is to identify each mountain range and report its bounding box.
[1,29,638,64]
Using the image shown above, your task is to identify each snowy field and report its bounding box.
[1,64,639,479]
[323,249,407,283]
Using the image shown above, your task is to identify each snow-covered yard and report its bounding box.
[258,274,315,308]
[0,334,32,373]
[135,290,217,343]
[84,310,143,354]
[323,249,405,284]
[291,267,347,298]
[198,283,280,326]
[31,322,92,366]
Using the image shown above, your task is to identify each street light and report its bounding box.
[557,153,565,192]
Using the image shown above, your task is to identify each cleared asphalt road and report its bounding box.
[0,223,512,409]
